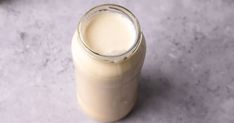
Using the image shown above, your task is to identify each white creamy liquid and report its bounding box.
[72,8,146,122]
[83,12,136,56]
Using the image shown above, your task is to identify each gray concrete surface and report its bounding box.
[1,0,234,123]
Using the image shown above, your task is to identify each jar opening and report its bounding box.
[78,4,141,62]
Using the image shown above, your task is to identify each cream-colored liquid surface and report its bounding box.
[83,12,136,56]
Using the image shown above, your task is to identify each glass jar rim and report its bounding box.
[77,4,141,62]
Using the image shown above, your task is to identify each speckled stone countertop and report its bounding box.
[0,0,234,123]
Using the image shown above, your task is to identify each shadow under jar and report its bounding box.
[71,4,146,122]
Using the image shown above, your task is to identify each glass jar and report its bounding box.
[71,4,146,122]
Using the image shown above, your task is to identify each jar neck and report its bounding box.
[77,4,141,63]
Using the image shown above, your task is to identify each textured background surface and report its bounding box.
[1,0,234,123]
